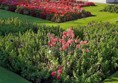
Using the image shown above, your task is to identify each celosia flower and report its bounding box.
[80,40,88,45]
[83,41,88,45]
[67,39,74,44]
[59,39,66,44]
[57,75,60,80]
[51,71,56,77]
[76,44,80,49]
[62,35,67,39]
[62,43,69,50]
[75,38,79,43]
[63,31,67,36]
[51,38,56,43]
[67,29,75,38]
[58,69,62,75]
[59,47,63,51]
[51,43,56,47]
[48,41,51,46]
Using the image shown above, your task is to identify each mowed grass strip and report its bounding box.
[0,4,118,29]
[104,71,118,83]
[0,66,31,83]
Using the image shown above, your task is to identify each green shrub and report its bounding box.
[0,3,16,12]
[0,19,117,83]
[15,6,31,15]
[0,18,63,36]
[102,4,118,13]
[0,18,33,36]
[0,18,63,83]
[82,22,118,81]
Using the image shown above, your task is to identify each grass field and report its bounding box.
[0,4,118,29]
[0,66,30,83]
[104,71,118,83]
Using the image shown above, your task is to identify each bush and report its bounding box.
[0,3,17,12]
[0,18,32,36]
[78,22,118,81]
[0,18,63,83]
[102,4,118,13]
[0,19,117,83]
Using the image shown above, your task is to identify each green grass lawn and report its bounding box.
[104,71,118,83]
[0,4,118,29]
[0,66,31,83]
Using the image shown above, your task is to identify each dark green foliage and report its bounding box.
[0,3,16,12]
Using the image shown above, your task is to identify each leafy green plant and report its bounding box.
[102,4,118,13]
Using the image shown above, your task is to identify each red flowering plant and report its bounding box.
[46,27,90,81]
[0,0,94,22]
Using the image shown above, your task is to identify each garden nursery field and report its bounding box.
[0,0,118,83]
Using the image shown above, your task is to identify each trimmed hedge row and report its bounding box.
[0,18,118,83]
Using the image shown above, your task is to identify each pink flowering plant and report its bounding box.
[46,28,90,81]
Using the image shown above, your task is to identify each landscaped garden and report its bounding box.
[0,0,118,83]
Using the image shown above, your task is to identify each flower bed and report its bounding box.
[0,0,95,22]
[0,18,118,83]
